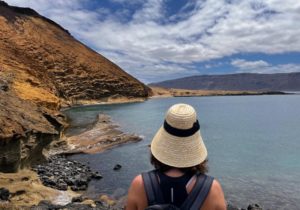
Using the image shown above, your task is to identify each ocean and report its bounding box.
[64,95,300,210]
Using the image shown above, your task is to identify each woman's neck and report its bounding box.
[164,168,185,177]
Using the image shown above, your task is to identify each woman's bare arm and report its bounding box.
[201,179,227,210]
[126,175,148,210]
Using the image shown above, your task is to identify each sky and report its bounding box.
[6,0,300,83]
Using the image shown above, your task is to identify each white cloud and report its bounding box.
[6,0,300,82]
[231,59,270,70]
[231,59,300,74]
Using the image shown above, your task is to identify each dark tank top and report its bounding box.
[157,171,194,207]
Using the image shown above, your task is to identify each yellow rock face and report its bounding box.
[81,199,97,208]
[0,170,60,207]
[13,80,60,110]
[99,194,117,206]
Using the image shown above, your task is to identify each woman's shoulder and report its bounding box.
[209,179,224,199]
[126,174,148,210]
[130,174,144,189]
[201,179,226,210]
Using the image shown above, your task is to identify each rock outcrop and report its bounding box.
[227,203,264,210]
[63,114,142,154]
[33,156,102,191]
[31,200,118,210]
[0,1,150,172]
[0,83,65,172]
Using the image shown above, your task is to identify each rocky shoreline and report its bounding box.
[0,110,142,209]
[31,200,119,210]
[33,156,102,192]
[57,113,142,154]
[227,203,264,210]
[29,113,143,209]
[31,155,125,210]
[1,153,268,210]
[0,155,124,210]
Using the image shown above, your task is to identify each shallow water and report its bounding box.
[65,95,300,209]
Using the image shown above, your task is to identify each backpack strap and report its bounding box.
[181,174,214,210]
[142,170,165,206]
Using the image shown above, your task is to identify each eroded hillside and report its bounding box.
[0,1,149,172]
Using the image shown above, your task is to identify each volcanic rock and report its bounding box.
[113,164,122,171]
[0,187,10,201]
[33,155,101,192]
[248,204,263,210]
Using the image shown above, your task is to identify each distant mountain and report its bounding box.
[150,72,300,91]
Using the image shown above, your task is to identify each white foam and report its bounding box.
[52,191,72,206]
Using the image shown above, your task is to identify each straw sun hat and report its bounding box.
[151,103,207,168]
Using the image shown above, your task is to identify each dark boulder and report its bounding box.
[72,196,84,203]
[30,200,61,210]
[65,177,77,186]
[31,199,112,209]
[56,181,68,191]
[0,187,10,201]
[92,172,103,179]
[0,83,8,91]
[42,177,56,187]
[113,164,122,171]
[248,204,263,210]
[71,184,88,191]
[227,203,240,210]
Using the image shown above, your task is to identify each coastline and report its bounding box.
[59,87,290,110]
[60,96,146,110]
[1,93,284,209]
[60,87,291,113]
[149,86,288,98]
[0,96,144,209]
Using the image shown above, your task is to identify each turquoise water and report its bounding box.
[65,95,300,209]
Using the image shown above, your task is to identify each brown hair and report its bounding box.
[150,153,208,174]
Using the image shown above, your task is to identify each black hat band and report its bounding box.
[163,120,200,137]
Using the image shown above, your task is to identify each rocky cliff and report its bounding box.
[0,1,149,172]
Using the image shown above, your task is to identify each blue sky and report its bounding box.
[7,0,300,83]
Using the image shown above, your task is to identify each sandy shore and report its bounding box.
[149,86,286,98]
[60,96,146,109]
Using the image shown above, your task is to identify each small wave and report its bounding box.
[52,191,72,206]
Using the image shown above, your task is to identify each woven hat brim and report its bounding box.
[150,126,207,168]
